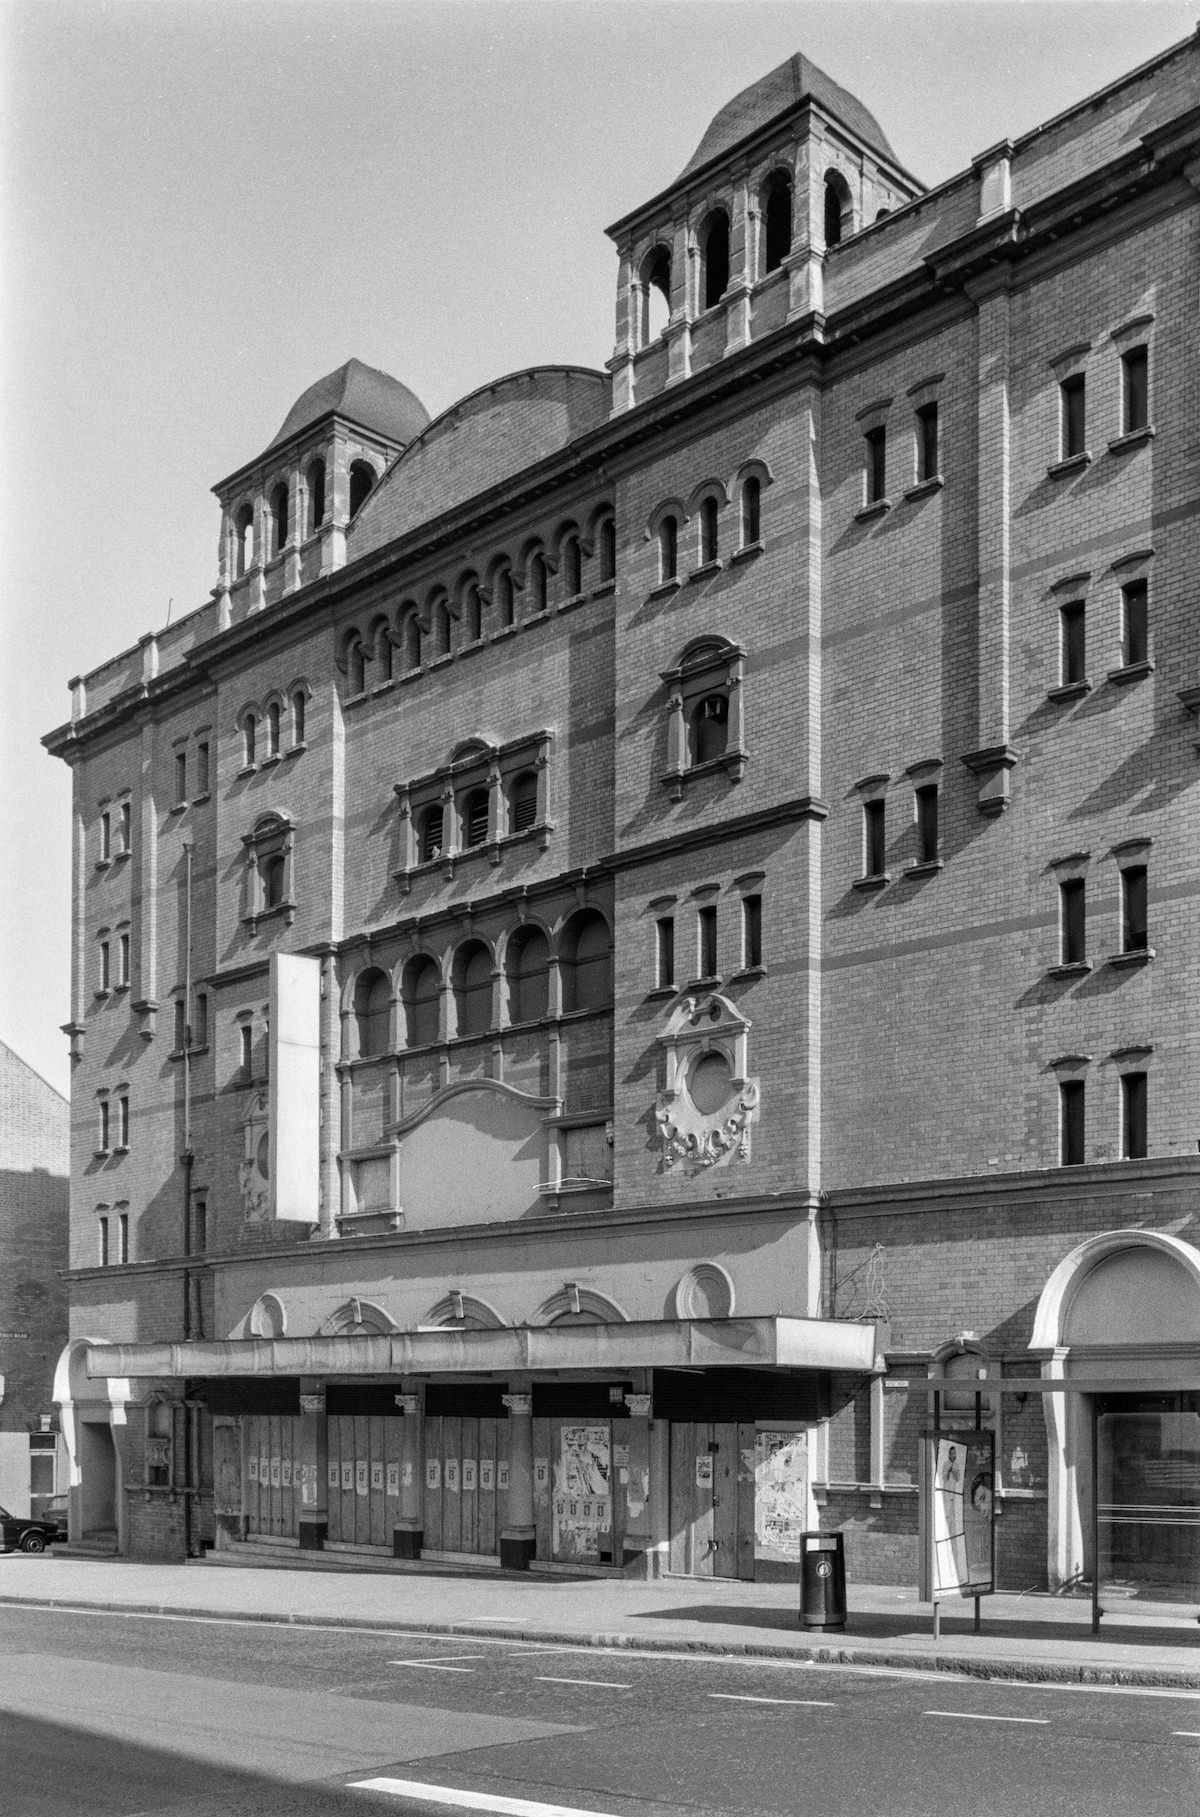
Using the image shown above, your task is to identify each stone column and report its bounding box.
[623,1392,653,1575]
[500,1390,536,1569]
[296,1382,328,1549]
[393,1390,423,1559]
[648,1407,671,1578]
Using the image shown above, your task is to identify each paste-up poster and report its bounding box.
[552,1424,611,1560]
[925,1430,994,1598]
[299,1462,318,1507]
[754,1430,808,1564]
[386,1462,400,1496]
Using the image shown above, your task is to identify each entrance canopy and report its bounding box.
[85,1314,882,1382]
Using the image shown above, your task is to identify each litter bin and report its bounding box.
[799,1530,846,1631]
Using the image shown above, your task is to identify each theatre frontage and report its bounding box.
[63,1314,883,1579]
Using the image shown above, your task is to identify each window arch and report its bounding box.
[234,504,254,578]
[305,459,326,536]
[527,551,548,617]
[761,169,793,273]
[560,910,611,1013]
[506,925,550,1024]
[494,565,515,630]
[401,608,422,671]
[266,700,282,758]
[372,619,394,684]
[354,966,391,1058]
[639,244,671,345]
[662,635,746,797]
[348,460,375,517]
[402,955,441,1047]
[347,637,366,696]
[562,532,583,598]
[432,596,454,657]
[452,940,493,1038]
[268,483,289,559]
[699,209,730,310]
[824,169,854,247]
[462,581,483,643]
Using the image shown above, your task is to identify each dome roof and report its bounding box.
[347,367,608,558]
[267,358,431,453]
[678,52,897,183]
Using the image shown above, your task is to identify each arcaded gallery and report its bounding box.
[48,35,1200,1600]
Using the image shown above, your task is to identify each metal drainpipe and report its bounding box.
[180,834,195,1554]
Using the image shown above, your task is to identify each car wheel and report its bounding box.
[19,1530,46,1554]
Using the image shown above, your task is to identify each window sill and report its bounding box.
[236,763,257,778]
[427,653,453,669]
[458,636,487,658]
[852,872,890,892]
[1108,659,1154,685]
[903,859,943,877]
[648,578,682,600]
[904,475,944,501]
[371,680,396,696]
[491,624,518,642]
[282,744,305,760]
[557,591,587,614]
[1047,452,1091,478]
[93,1148,109,1160]
[855,499,891,522]
[396,821,552,889]
[1047,680,1091,702]
[524,610,551,627]
[645,985,678,1001]
[93,989,110,1001]
[688,560,723,582]
[729,964,767,981]
[95,857,111,871]
[168,800,188,815]
[729,542,763,565]
[684,975,722,993]
[191,790,211,804]
[1108,426,1154,455]
[112,848,132,864]
[1048,961,1091,978]
[1109,947,1154,968]
[661,749,749,799]
[591,578,617,598]
[112,982,130,995]
[259,753,282,769]
[112,1144,129,1156]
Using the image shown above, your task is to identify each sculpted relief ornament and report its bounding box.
[239,1091,271,1221]
[654,992,759,1170]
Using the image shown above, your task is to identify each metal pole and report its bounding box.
[180,834,195,1554]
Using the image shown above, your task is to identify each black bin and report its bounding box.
[799,1530,846,1631]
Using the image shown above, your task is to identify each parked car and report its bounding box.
[0,1503,66,1553]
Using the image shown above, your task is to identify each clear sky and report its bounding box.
[3,0,1197,1097]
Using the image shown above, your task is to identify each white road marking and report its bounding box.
[389,1657,481,1672]
[923,1710,1049,1724]
[350,1778,621,1816]
[534,1675,630,1690]
[1171,1730,1200,1737]
[709,1692,835,1707]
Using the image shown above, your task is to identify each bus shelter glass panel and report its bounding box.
[1095,1394,1200,1603]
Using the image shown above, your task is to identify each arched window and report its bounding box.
[598,515,616,584]
[741,475,761,546]
[306,459,326,536]
[453,941,493,1037]
[375,624,394,684]
[495,567,514,629]
[659,515,678,583]
[348,639,366,695]
[689,692,729,765]
[291,689,306,745]
[234,504,254,578]
[561,911,611,1013]
[266,701,281,758]
[699,496,719,565]
[269,483,288,559]
[506,926,549,1023]
[349,461,375,516]
[402,611,422,671]
[355,967,391,1058]
[262,853,286,910]
[762,171,793,273]
[700,210,730,310]
[464,584,483,643]
[509,770,538,833]
[824,170,853,247]
[419,803,444,864]
[528,552,548,617]
[403,955,440,1047]
[563,534,582,598]
[242,715,257,768]
[462,786,490,848]
[640,245,671,344]
[433,599,453,657]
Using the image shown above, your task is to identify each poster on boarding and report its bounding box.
[919,1428,995,1602]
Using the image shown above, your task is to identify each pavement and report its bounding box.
[2,1548,1198,1690]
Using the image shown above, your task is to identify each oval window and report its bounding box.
[689,1049,733,1116]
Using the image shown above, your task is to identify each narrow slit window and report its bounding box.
[741,477,761,547]
[291,693,306,746]
[196,742,210,795]
[1122,346,1148,434]
[99,939,110,993]
[116,1095,129,1149]
[656,916,675,990]
[1060,1079,1085,1166]
[742,894,762,969]
[1060,601,1086,685]
[509,772,538,834]
[915,786,939,864]
[100,810,111,861]
[863,799,886,876]
[699,497,719,565]
[463,789,489,849]
[865,426,887,504]
[119,802,131,853]
[117,931,130,987]
[598,517,616,584]
[194,991,208,1049]
[1121,579,1148,666]
[192,1198,207,1253]
[267,702,281,757]
[1061,374,1086,459]
[916,403,939,483]
[1121,864,1147,953]
[99,1216,109,1267]
[174,998,186,1052]
[1121,1072,1148,1160]
[659,516,678,583]
[697,904,718,980]
[174,750,187,803]
[564,537,582,598]
[98,1099,110,1152]
[239,1024,253,1078]
[118,1212,128,1264]
[1060,878,1086,965]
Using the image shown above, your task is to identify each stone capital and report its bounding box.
[502,1393,533,1416]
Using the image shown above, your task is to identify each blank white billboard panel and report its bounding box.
[269,953,321,1222]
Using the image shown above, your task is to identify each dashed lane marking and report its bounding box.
[349,1778,621,1816]
[923,1711,1049,1724]
[389,1656,482,1672]
[709,1692,836,1707]
[1171,1730,1200,1737]
[534,1676,631,1690]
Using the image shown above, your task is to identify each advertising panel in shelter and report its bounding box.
[919,1428,995,1601]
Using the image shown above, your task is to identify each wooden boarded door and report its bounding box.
[669,1422,747,1579]
[423,1413,508,1557]
[244,1413,297,1538]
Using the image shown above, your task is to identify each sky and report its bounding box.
[3,0,1197,1098]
